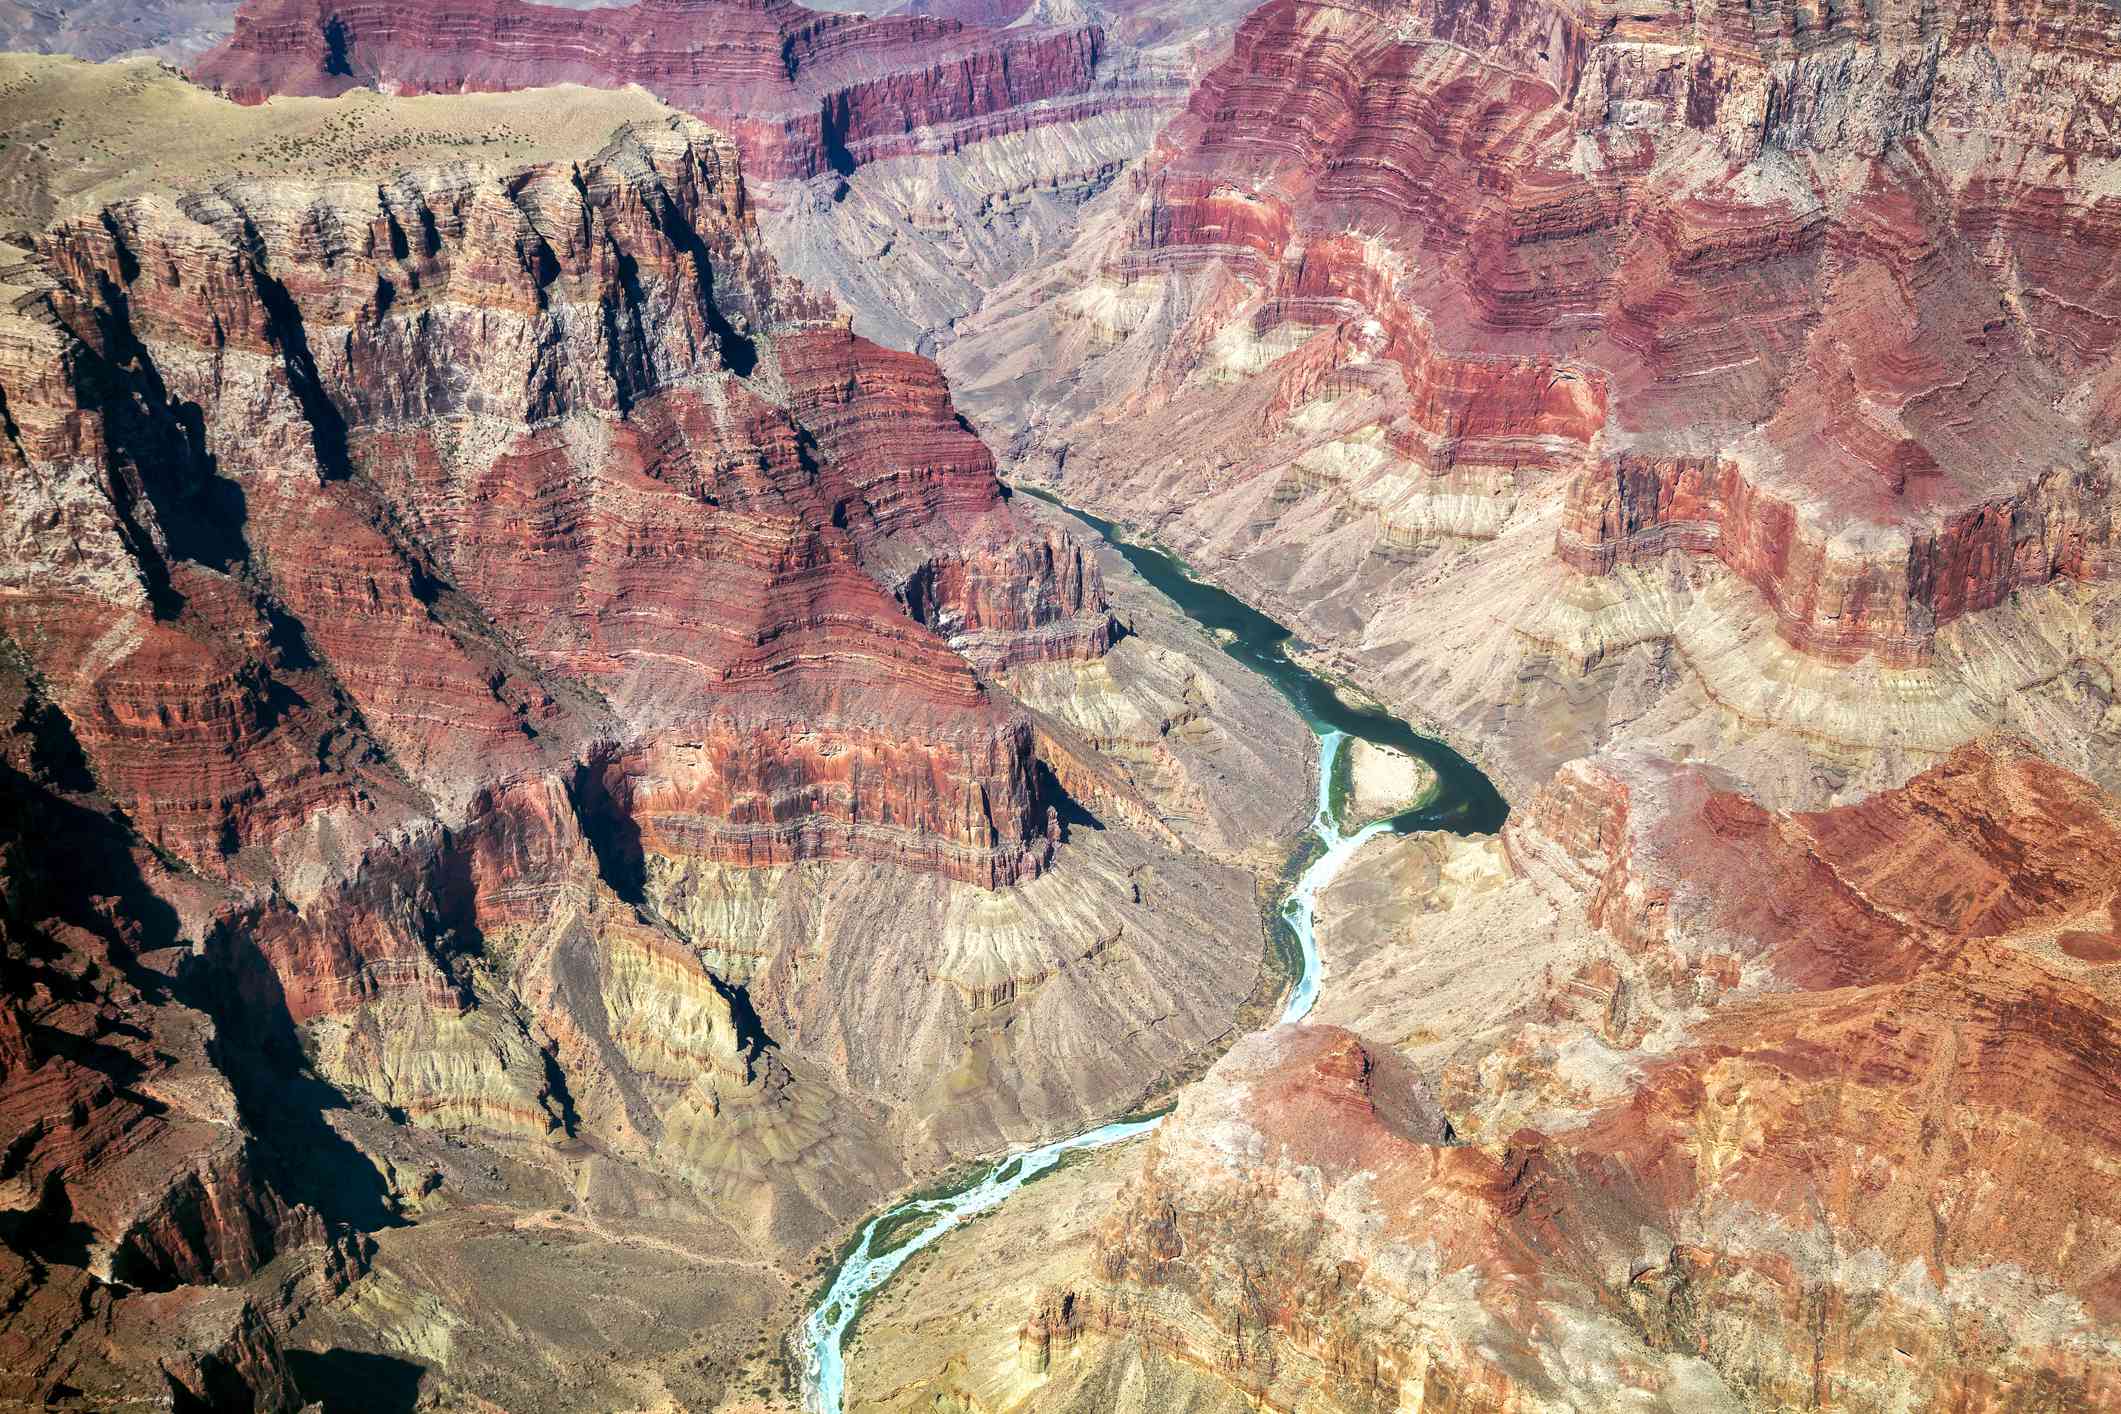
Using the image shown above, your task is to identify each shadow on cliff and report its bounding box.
[1034,759,1104,842]
[71,217,355,624]
[567,757,647,906]
[0,762,180,1011]
[564,758,782,1065]
[232,216,358,484]
[4,667,402,1243]
[73,268,253,618]
[197,925,408,1236]
[70,259,335,748]
[286,1348,424,1414]
[0,678,333,1280]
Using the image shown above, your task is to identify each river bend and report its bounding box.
[796,490,1506,1411]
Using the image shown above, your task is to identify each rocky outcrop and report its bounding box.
[998,1025,1737,1413]
[185,0,1256,352]
[956,743,2121,1412]
[947,0,2121,798]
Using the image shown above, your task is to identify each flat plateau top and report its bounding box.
[0,53,683,229]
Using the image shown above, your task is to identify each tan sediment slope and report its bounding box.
[1004,492,1315,874]
[0,52,674,223]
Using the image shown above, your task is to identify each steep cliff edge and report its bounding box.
[0,56,1291,1409]
[949,0,2121,805]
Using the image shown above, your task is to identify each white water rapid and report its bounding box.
[797,728,1379,1412]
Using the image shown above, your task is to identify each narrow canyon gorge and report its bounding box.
[0,0,2115,1410]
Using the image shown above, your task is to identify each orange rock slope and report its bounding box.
[1020,742,2121,1412]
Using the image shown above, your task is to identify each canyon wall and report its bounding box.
[0,654,361,1413]
[7,1,2121,1407]
[184,0,1264,349]
[849,742,2121,1412]
[948,0,2121,803]
[0,57,1249,1408]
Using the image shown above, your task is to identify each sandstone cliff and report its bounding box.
[0,56,1300,1409]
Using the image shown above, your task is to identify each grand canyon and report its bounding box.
[0,0,2116,1410]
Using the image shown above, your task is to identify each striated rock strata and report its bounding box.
[0,650,360,1413]
[849,741,2121,1411]
[948,0,2121,804]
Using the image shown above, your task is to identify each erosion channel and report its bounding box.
[796,487,1509,1411]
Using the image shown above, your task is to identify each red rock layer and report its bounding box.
[192,0,1128,182]
[3,119,1107,898]
[1083,0,2121,663]
[0,665,354,1412]
[1059,743,2121,1410]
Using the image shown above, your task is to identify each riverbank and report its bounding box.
[795,490,1507,1413]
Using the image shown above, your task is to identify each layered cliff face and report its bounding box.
[8,2,2121,1408]
[184,0,1272,350]
[0,56,1300,1408]
[848,742,2121,1412]
[1318,741,2121,1411]
[950,0,2121,804]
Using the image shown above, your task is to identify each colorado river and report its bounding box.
[796,489,1507,1412]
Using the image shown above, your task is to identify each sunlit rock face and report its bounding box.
[5,0,2121,1407]
[0,57,1155,1406]
[947,0,2121,805]
[938,743,2121,1414]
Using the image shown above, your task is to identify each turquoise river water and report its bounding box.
[796,489,1506,1411]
